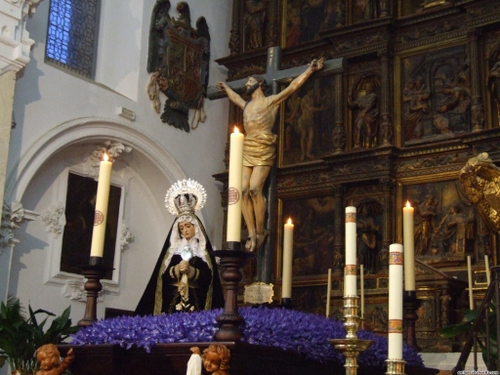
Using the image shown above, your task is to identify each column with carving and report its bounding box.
[229,0,241,54]
[378,48,393,146]
[468,29,485,132]
[379,178,395,272]
[265,0,278,48]
[332,185,346,275]
[333,72,346,154]
[0,0,43,220]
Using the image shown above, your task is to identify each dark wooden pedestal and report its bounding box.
[58,343,439,375]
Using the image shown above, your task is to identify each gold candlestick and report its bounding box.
[329,295,373,375]
[385,358,406,375]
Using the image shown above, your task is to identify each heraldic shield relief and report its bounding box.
[146,1,210,132]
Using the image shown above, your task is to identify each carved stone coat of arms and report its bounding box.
[146,0,210,132]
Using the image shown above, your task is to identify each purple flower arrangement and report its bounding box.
[71,306,423,369]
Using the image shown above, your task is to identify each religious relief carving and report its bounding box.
[348,75,380,149]
[40,202,66,239]
[405,180,478,263]
[400,47,472,145]
[146,0,210,132]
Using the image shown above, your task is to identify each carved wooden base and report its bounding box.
[213,245,253,342]
[77,258,105,327]
[403,291,422,352]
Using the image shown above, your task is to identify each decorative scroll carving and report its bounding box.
[120,223,134,251]
[82,141,132,178]
[0,201,34,251]
[40,202,66,239]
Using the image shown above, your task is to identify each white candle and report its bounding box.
[388,243,403,360]
[485,255,491,286]
[282,218,294,299]
[90,153,113,258]
[403,201,416,291]
[326,268,332,317]
[360,264,364,319]
[344,206,357,297]
[467,255,474,310]
[226,127,244,243]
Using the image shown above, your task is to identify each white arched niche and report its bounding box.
[4,117,193,308]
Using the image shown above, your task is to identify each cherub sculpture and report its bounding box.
[36,344,74,375]
[202,344,231,375]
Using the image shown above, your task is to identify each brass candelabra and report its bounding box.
[329,295,373,375]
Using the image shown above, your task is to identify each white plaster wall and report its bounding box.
[4,0,232,331]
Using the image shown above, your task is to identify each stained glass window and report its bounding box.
[45,0,100,79]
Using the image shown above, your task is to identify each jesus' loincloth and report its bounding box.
[243,132,277,167]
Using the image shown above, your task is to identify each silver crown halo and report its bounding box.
[165,179,207,216]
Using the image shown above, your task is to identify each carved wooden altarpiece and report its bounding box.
[212,0,500,352]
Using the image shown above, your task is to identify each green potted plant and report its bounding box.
[439,304,498,371]
[0,297,79,375]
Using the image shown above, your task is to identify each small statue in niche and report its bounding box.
[354,0,378,21]
[36,345,75,375]
[440,287,451,326]
[244,0,266,50]
[414,194,438,256]
[322,0,345,30]
[202,344,231,375]
[348,79,379,149]
[439,204,473,255]
[487,60,500,103]
[356,203,379,274]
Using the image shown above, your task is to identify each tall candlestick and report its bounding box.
[344,206,357,297]
[326,268,332,317]
[226,127,244,243]
[485,255,491,286]
[388,243,404,360]
[467,255,474,310]
[282,218,294,299]
[403,201,416,291]
[90,153,113,258]
[360,264,365,319]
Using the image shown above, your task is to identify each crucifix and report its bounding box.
[209,46,344,284]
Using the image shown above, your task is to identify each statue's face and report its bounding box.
[203,351,221,372]
[245,76,260,95]
[179,221,195,241]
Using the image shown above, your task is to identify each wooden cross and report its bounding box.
[207,46,345,99]
[208,46,344,284]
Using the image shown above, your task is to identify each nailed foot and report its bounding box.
[245,233,257,252]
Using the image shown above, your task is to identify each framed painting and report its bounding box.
[279,74,336,166]
[60,172,122,280]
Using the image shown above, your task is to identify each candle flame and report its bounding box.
[405,201,411,208]
[103,153,109,162]
[287,217,292,225]
[234,126,240,134]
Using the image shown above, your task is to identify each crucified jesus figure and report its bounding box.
[216,58,324,252]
